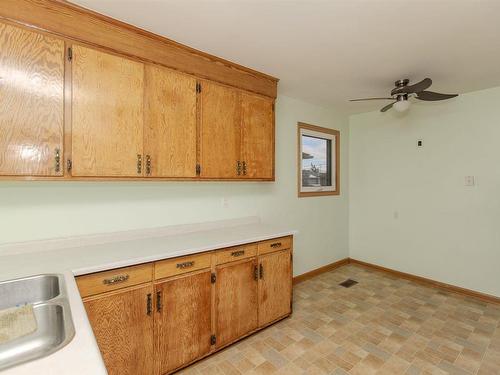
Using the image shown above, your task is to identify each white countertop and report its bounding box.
[0,217,296,374]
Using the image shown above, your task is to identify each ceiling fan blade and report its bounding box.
[416,91,458,101]
[380,102,396,112]
[349,97,394,102]
[391,78,432,95]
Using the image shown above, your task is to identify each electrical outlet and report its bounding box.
[221,197,229,208]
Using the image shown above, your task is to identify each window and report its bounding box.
[297,122,340,197]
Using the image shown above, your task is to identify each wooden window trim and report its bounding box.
[297,122,340,198]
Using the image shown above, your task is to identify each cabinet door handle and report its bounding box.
[231,250,245,257]
[146,293,152,316]
[259,263,263,279]
[176,261,195,269]
[145,155,152,176]
[102,274,129,285]
[137,154,142,174]
[236,160,241,176]
[254,265,258,281]
[54,148,61,173]
[270,242,282,248]
[156,291,162,312]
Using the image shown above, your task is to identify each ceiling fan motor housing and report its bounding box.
[395,79,410,88]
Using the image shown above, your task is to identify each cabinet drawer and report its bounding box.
[77,263,153,298]
[215,244,257,265]
[258,236,292,255]
[155,252,212,280]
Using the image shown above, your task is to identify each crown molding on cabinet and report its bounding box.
[0,0,278,98]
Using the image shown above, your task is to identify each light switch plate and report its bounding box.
[465,176,475,186]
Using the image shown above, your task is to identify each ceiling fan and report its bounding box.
[350,78,458,112]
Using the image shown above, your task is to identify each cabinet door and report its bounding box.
[83,285,154,375]
[155,270,212,374]
[215,258,258,348]
[258,249,292,327]
[199,81,240,178]
[144,66,197,177]
[72,45,144,177]
[0,23,64,176]
[241,93,274,179]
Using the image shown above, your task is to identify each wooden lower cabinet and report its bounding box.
[258,249,292,326]
[78,236,292,375]
[154,270,212,375]
[215,258,258,348]
[82,284,154,375]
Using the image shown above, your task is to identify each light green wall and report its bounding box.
[0,95,349,277]
[349,86,500,296]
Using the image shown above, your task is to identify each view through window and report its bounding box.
[298,123,339,197]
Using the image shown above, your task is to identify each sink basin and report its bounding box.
[0,275,60,310]
[0,274,75,371]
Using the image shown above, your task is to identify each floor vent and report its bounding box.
[339,279,358,288]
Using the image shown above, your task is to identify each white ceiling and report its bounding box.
[71,0,500,114]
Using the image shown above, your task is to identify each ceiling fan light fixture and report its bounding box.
[393,99,411,112]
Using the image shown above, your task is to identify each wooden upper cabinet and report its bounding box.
[241,93,274,179]
[83,284,154,375]
[154,271,212,374]
[0,23,64,176]
[199,81,241,179]
[258,249,292,327]
[215,258,258,348]
[71,45,144,177]
[144,66,197,177]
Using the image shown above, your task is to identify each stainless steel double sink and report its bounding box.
[0,274,75,371]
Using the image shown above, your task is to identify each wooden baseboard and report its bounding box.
[348,258,500,305]
[293,258,349,285]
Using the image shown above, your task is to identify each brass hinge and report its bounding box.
[211,273,216,284]
[196,164,201,176]
[67,159,72,172]
[67,47,72,61]
[210,334,216,345]
[196,82,202,93]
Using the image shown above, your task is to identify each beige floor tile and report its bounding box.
[177,265,500,375]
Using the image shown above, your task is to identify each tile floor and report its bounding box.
[178,264,500,375]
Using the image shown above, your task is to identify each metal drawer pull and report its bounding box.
[176,261,195,269]
[146,293,152,316]
[270,242,282,248]
[231,250,245,257]
[102,274,129,285]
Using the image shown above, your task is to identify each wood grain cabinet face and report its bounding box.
[258,249,292,327]
[241,93,274,179]
[71,45,144,177]
[199,81,241,179]
[0,22,64,176]
[144,66,197,177]
[83,285,154,375]
[215,258,258,348]
[154,271,212,375]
